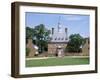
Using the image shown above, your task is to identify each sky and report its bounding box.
[25,12,90,38]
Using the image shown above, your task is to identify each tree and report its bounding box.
[26,48,30,56]
[26,27,34,44]
[34,24,50,53]
[26,24,50,53]
[66,34,85,53]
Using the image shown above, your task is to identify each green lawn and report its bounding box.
[26,56,89,67]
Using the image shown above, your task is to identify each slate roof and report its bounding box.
[49,24,68,43]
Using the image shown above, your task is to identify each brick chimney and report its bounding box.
[52,28,54,35]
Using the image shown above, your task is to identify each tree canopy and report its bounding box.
[26,24,50,53]
[66,34,85,52]
[26,27,34,39]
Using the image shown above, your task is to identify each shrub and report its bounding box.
[26,48,30,56]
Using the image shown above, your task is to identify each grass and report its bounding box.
[26,56,89,67]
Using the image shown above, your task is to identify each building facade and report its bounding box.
[48,22,68,57]
[82,38,89,56]
[26,39,38,57]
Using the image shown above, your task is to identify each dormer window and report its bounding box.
[58,38,60,40]
[65,38,67,40]
[55,38,57,40]
[50,37,52,40]
[62,38,64,40]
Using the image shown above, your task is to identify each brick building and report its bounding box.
[82,38,89,56]
[26,39,38,57]
[48,22,68,57]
